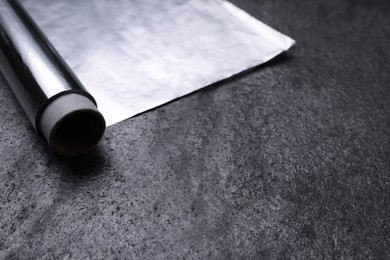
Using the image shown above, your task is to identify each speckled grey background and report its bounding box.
[1,0,390,259]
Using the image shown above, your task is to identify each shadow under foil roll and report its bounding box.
[0,0,106,156]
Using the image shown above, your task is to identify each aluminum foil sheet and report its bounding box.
[20,0,295,126]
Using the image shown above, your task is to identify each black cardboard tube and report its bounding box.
[0,0,106,156]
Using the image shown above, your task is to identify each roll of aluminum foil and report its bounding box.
[0,0,106,156]
[0,0,294,156]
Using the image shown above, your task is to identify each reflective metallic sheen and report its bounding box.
[0,0,97,131]
[20,0,295,126]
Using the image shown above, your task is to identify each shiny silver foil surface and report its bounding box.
[20,0,295,126]
[0,0,100,130]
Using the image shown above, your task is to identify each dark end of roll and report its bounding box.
[39,93,106,157]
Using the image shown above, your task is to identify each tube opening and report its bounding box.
[51,110,105,157]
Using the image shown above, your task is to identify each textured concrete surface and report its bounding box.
[1,0,390,259]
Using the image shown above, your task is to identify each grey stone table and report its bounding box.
[1,0,389,259]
